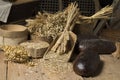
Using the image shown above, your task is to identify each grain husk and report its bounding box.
[1,45,30,63]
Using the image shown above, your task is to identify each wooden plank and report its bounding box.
[93,20,106,35]
[7,58,83,80]
[58,0,63,11]
[84,55,120,80]
[39,59,83,80]
[0,52,7,80]
[7,59,49,80]
[110,0,120,29]
[91,0,101,30]
[94,0,101,11]
[99,28,120,42]
[89,0,100,32]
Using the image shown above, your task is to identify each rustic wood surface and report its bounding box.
[0,52,7,80]
[0,51,120,80]
[93,20,106,35]
[99,29,120,42]
[110,0,120,29]
[85,55,120,80]
[7,60,45,80]
[7,59,83,80]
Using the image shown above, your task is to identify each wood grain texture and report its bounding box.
[84,55,120,80]
[0,52,7,80]
[1,51,120,80]
[7,59,83,80]
[7,59,48,80]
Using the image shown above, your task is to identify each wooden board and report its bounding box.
[110,0,120,29]
[93,20,106,35]
[0,52,7,80]
[84,55,120,80]
[0,51,120,80]
[7,59,83,80]
[0,51,83,80]
[99,29,120,42]
[7,60,48,80]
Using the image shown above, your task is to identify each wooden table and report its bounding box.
[0,52,83,80]
[1,51,120,80]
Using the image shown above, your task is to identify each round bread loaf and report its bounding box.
[79,39,116,53]
[73,49,100,77]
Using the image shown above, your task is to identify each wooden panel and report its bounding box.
[99,29,120,42]
[93,20,106,35]
[84,55,120,80]
[7,59,83,80]
[7,59,48,80]
[110,0,120,29]
[38,59,83,80]
[0,52,7,80]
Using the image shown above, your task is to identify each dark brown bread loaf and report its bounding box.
[79,39,116,53]
[70,35,116,62]
[73,49,100,77]
[75,34,99,54]
[77,34,99,42]
[70,35,99,61]
[72,35,116,77]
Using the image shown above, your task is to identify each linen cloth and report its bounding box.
[0,0,12,23]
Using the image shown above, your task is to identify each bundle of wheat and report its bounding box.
[51,2,79,54]
[78,5,113,23]
[26,9,68,40]
[26,3,113,40]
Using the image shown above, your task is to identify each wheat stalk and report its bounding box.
[51,2,79,53]
[79,5,113,20]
